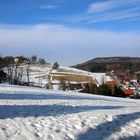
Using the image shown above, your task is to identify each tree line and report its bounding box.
[0,55,47,84]
[80,83,126,97]
[0,55,47,67]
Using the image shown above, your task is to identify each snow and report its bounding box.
[0,84,140,140]
[3,64,111,89]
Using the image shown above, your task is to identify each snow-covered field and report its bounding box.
[0,84,140,140]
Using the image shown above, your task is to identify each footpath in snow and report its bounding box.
[0,84,140,140]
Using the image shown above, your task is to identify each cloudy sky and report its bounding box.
[0,0,140,66]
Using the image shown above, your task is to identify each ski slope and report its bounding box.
[0,84,140,140]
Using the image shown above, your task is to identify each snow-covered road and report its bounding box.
[0,84,140,140]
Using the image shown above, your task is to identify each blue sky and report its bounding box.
[0,0,140,66]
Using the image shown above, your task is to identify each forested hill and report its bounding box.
[74,57,140,74]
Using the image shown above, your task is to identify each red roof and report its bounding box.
[123,89,133,95]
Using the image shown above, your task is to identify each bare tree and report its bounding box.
[8,57,24,85]
[52,62,59,69]
[38,58,46,64]
[48,62,59,89]
[6,66,14,84]
[44,62,59,89]
[24,60,31,84]
[15,66,24,84]
[59,77,67,91]
[31,55,37,64]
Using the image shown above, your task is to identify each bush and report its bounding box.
[81,84,90,93]
[81,83,112,96]
[0,70,7,83]
[97,84,112,96]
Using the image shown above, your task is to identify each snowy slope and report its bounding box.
[0,84,140,140]
[4,64,109,88]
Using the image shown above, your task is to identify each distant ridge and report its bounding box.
[74,57,140,78]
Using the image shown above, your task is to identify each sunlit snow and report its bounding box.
[0,84,140,140]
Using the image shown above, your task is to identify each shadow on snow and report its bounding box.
[76,111,140,140]
[0,93,117,102]
[0,105,123,119]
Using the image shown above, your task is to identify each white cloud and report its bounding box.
[0,24,140,65]
[87,8,140,23]
[40,5,59,10]
[87,1,116,13]
[85,0,140,23]
[87,0,140,13]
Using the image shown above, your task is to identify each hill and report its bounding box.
[2,63,101,89]
[74,57,140,81]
